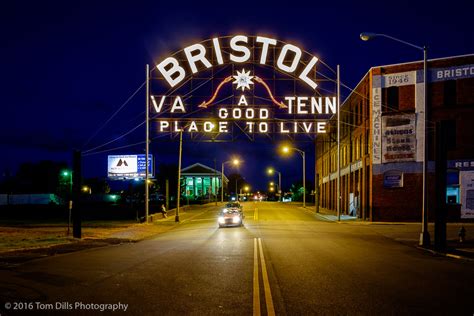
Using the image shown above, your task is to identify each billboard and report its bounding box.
[107,155,153,179]
[460,170,474,219]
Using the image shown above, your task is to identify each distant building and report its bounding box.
[316,54,474,221]
[181,163,228,199]
[0,194,61,205]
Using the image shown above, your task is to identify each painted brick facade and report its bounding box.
[316,54,474,221]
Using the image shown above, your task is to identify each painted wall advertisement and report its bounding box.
[460,170,474,219]
[107,155,153,179]
[382,114,416,163]
[372,75,382,164]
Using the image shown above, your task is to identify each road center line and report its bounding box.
[254,208,258,221]
[258,238,275,316]
[253,238,260,316]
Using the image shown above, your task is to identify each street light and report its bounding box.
[281,146,306,207]
[360,32,430,247]
[82,186,91,194]
[61,170,73,235]
[221,158,240,202]
[267,167,282,202]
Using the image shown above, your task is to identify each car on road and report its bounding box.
[218,202,244,227]
[224,202,242,210]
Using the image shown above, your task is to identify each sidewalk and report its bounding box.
[108,203,218,240]
[314,207,358,222]
[0,203,221,268]
[312,206,474,260]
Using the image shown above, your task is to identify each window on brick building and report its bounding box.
[383,86,399,112]
[357,101,362,125]
[443,80,457,106]
[365,132,370,155]
[365,99,369,123]
[446,169,460,204]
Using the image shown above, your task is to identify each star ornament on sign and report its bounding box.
[233,69,254,91]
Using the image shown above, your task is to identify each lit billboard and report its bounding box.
[107,155,153,179]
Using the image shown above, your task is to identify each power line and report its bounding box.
[82,81,146,149]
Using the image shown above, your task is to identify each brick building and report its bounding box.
[316,54,474,221]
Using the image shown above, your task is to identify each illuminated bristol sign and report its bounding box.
[151,35,336,140]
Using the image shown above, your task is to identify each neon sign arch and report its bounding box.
[150,35,337,140]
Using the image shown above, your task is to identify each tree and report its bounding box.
[83,178,111,194]
[289,180,314,202]
[156,163,178,198]
[226,173,249,195]
[3,160,68,194]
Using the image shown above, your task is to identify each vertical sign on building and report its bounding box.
[372,75,382,164]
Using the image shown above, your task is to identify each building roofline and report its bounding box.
[340,53,474,109]
[369,53,474,70]
[341,69,371,107]
[181,162,215,173]
[181,162,228,182]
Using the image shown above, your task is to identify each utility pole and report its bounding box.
[434,121,449,250]
[277,171,281,202]
[221,163,225,203]
[337,65,341,221]
[315,138,319,213]
[214,159,218,206]
[145,64,150,223]
[176,130,183,222]
[420,46,431,247]
[72,150,82,239]
[165,179,169,212]
[302,151,306,208]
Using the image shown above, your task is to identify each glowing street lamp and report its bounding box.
[281,146,306,207]
[244,185,250,195]
[360,32,430,247]
[267,167,282,202]
[221,158,241,202]
[82,186,91,194]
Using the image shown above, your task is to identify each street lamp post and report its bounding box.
[62,170,73,235]
[360,32,430,246]
[267,168,282,202]
[282,146,306,207]
[221,159,240,202]
[145,64,150,223]
[176,129,183,222]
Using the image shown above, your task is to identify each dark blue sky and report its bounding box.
[1,0,473,191]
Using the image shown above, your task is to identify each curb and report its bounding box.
[417,246,474,262]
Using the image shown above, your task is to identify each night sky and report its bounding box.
[1,0,473,191]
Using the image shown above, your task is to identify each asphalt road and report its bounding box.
[1,202,473,315]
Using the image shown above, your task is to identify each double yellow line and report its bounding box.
[253,238,275,316]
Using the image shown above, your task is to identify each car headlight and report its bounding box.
[232,216,241,224]
[218,217,225,224]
